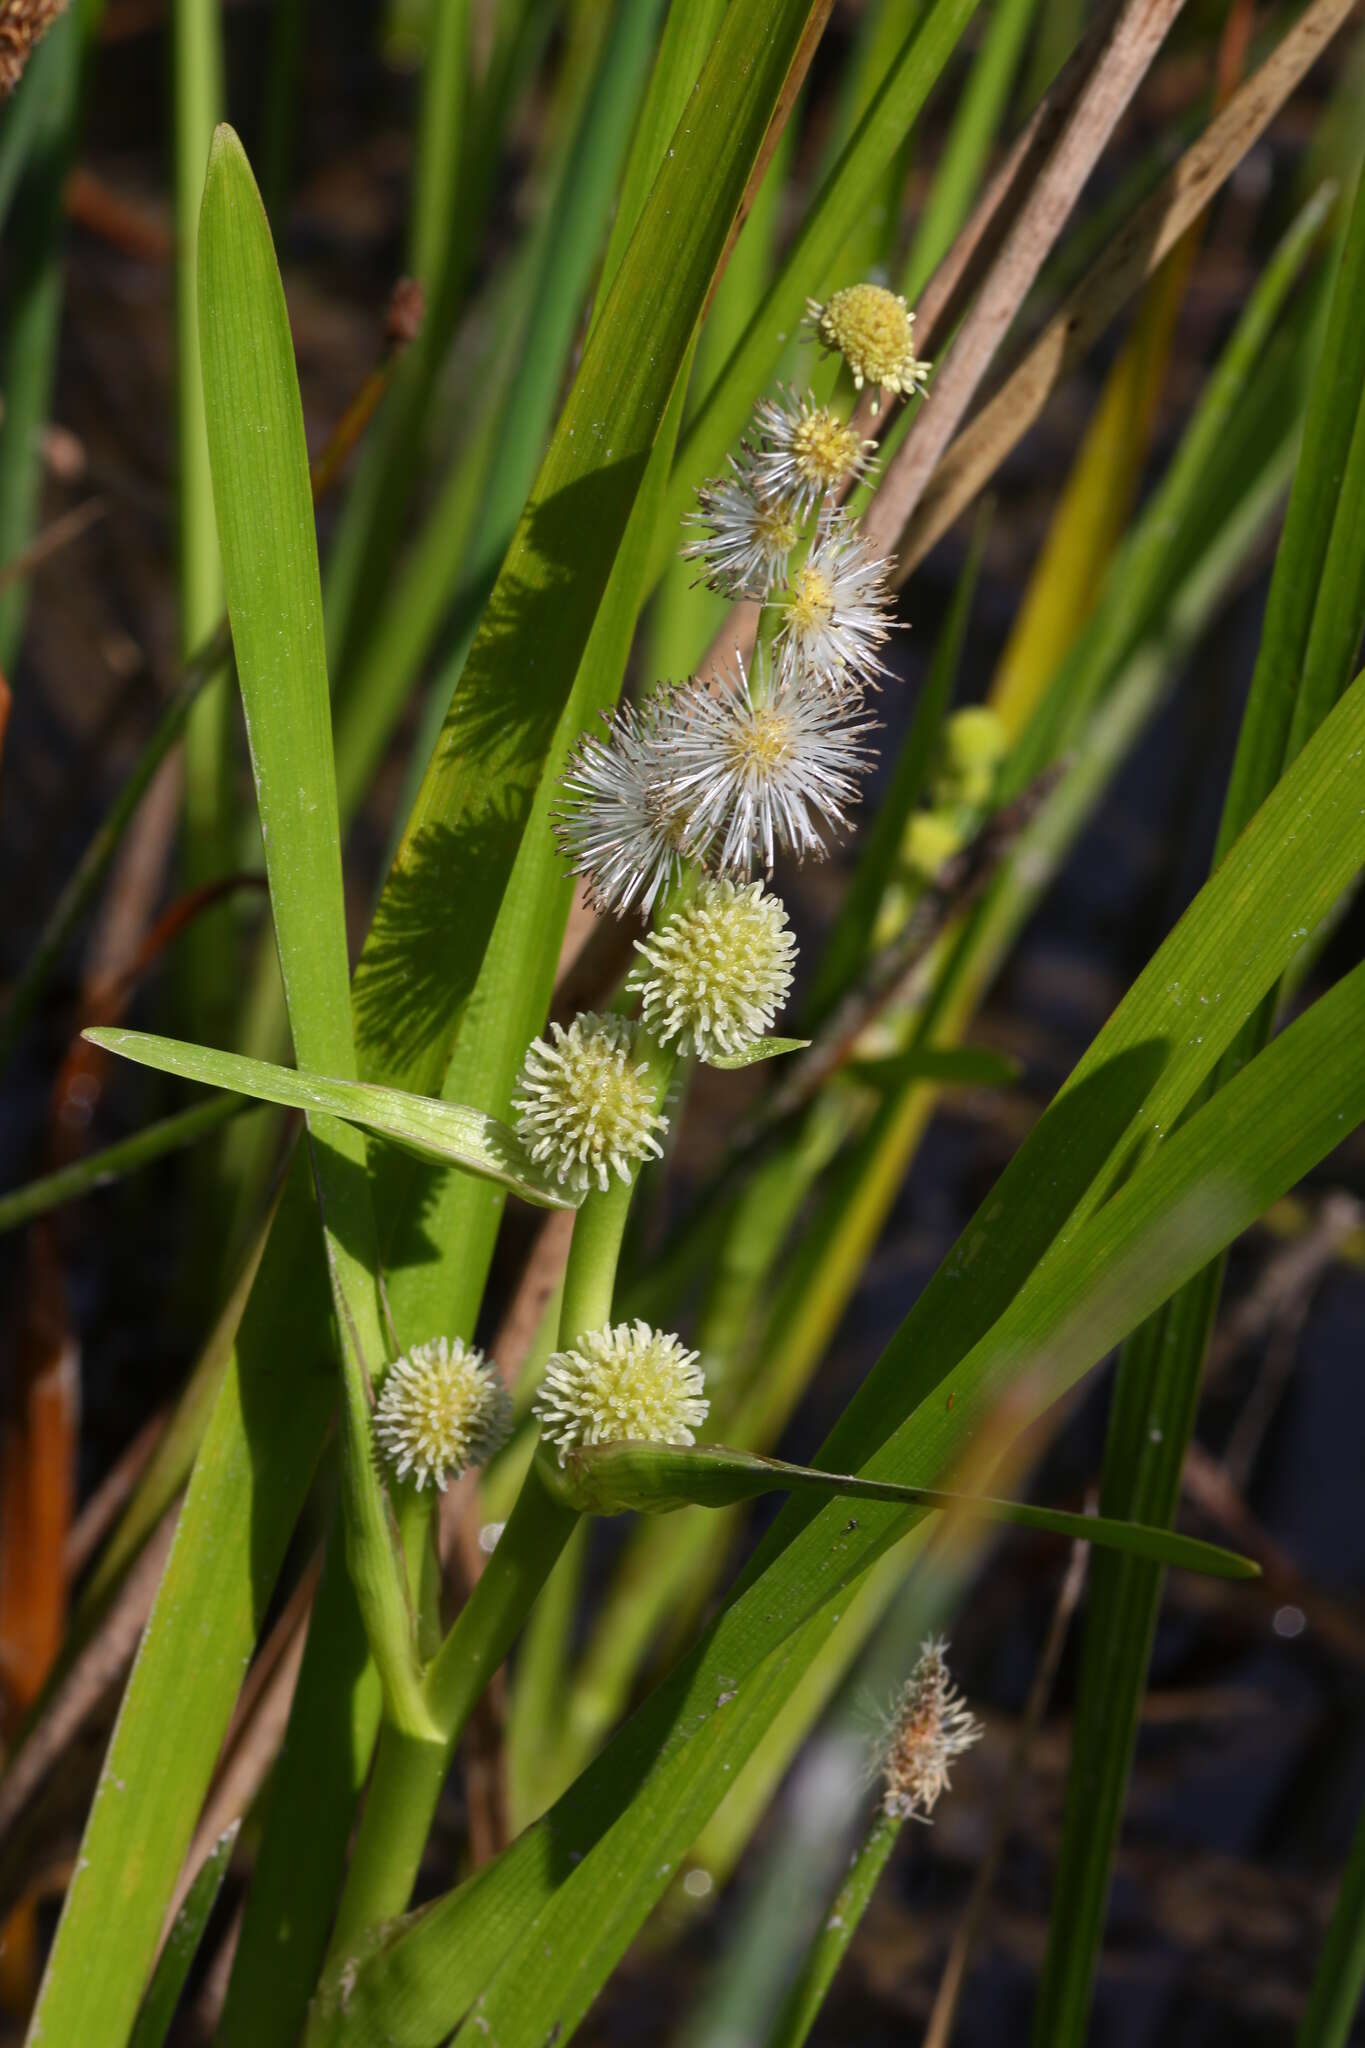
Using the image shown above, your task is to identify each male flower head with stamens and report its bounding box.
[808,283,931,413]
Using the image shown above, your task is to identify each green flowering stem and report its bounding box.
[324,1038,675,1966]
[767,1809,901,2048]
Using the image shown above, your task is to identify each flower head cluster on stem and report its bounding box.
[879,1637,983,1823]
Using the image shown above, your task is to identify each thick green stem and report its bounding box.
[326,1458,578,1964]
[323,1040,672,1965]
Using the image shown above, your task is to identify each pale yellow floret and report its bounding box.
[787,563,835,636]
[791,408,866,493]
[810,284,930,412]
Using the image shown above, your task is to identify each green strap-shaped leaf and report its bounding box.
[553,1442,1256,1579]
[709,1036,811,1071]
[127,1823,240,2048]
[84,1027,581,1211]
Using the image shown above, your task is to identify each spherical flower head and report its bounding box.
[374,1337,511,1493]
[944,706,1008,775]
[808,284,930,413]
[905,809,963,879]
[514,1012,668,1195]
[879,1637,983,1823]
[554,694,699,916]
[627,879,796,1062]
[656,649,876,877]
[534,1319,708,1463]
[682,452,801,599]
[752,388,877,521]
[776,511,898,693]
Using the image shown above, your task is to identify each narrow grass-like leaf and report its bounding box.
[709,1037,811,1071]
[555,1442,1256,1578]
[0,1093,246,1236]
[1297,1793,1365,2048]
[83,1028,581,1210]
[127,1821,240,2048]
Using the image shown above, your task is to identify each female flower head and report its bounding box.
[752,387,877,520]
[658,649,875,877]
[776,511,898,693]
[554,694,699,916]
[374,1337,511,1492]
[628,878,796,1063]
[808,283,930,413]
[514,1012,668,1195]
[534,1319,708,1463]
[683,451,801,599]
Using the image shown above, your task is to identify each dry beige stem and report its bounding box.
[893,0,1358,576]
[865,0,1191,562]
[0,0,67,96]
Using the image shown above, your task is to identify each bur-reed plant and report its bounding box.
[3,6,1365,2048]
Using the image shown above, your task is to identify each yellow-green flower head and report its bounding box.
[374,1337,511,1492]
[943,707,1008,777]
[534,1319,708,1463]
[807,284,930,413]
[627,879,796,1063]
[905,810,963,879]
[879,1637,982,1822]
[514,1012,668,1196]
[752,387,877,520]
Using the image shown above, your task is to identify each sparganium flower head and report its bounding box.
[374,1337,511,1492]
[657,649,875,876]
[534,1319,708,1463]
[905,809,963,879]
[683,452,801,599]
[627,879,796,1062]
[776,511,898,693]
[808,283,931,413]
[513,1012,668,1195]
[554,694,699,916]
[752,387,877,520]
[879,1637,983,1823]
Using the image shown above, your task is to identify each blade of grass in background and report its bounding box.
[0,0,99,669]
[1298,1794,1365,2048]
[0,1093,246,1235]
[126,1822,239,2048]
[1032,164,1365,2048]
[171,0,233,1048]
[21,19,834,2045]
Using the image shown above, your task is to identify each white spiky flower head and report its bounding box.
[627,879,796,1062]
[374,1337,511,1493]
[657,648,876,877]
[752,387,877,520]
[554,693,701,916]
[879,1636,983,1823]
[513,1012,668,1195]
[683,451,802,599]
[776,511,898,693]
[534,1319,708,1463]
[808,284,931,413]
